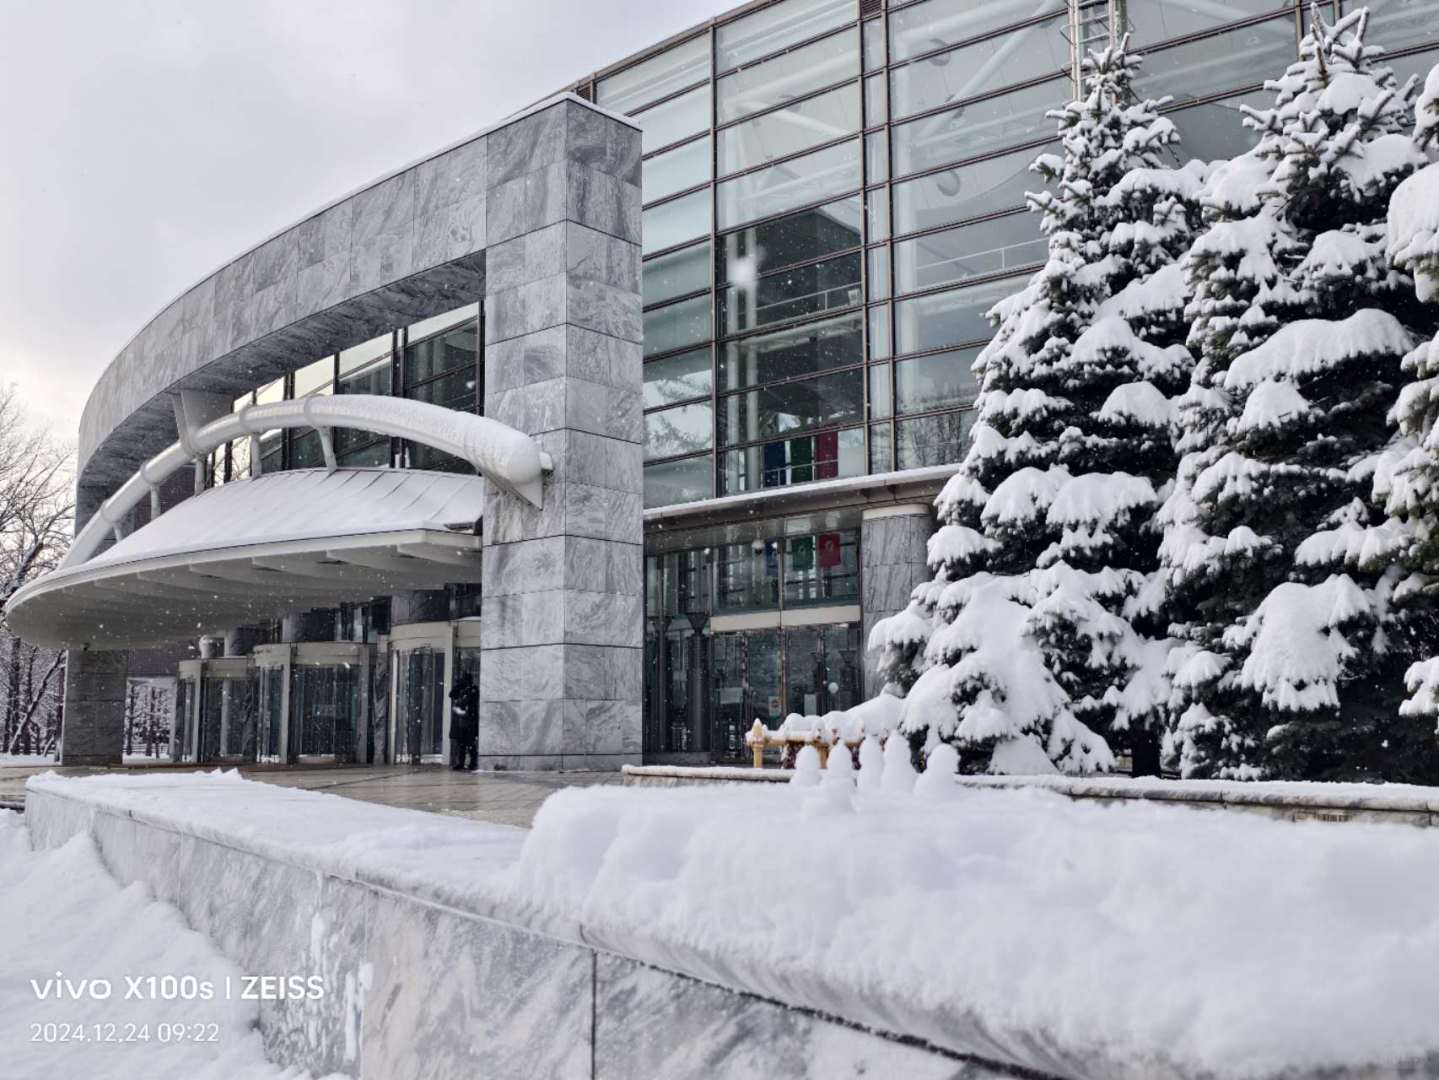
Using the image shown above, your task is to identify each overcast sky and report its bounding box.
[0,0,729,444]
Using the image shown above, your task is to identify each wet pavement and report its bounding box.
[0,761,623,828]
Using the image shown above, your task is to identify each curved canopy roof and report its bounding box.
[5,469,485,650]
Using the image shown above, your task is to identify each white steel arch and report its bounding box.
[65,395,551,569]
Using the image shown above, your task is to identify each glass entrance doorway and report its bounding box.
[389,622,453,764]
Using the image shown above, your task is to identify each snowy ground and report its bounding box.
[0,754,55,767]
[26,768,1439,1078]
[0,810,335,1080]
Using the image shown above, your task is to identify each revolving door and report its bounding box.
[251,642,370,765]
[172,657,257,764]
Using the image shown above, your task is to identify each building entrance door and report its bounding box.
[711,629,782,762]
[253,648,290,763]
[388,622,454,765]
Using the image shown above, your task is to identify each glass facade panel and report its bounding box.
[783,528,859,605]
[896,409,974,467]
[717,0,856,71]
[895,347,981,413]
[643,241,711,306]
[719,251,863,335]
[644,189,711,255]
[720,310,863,390]
[408,367,476,411]
[1166,91,1268,163]
[1386,45,1439,87]
[869,363,892,417]
[866,129,889,182]
[717,138,860,230]
[339,332,392,375]
[1137,16,1299,106]
[644,347,713,409]
[866,185,890,241]
[870,421,894,470]
[892,141,1050,234]
[1363,0,1439,50]
[720,425,865,492]
[894,210,1044,292]
[717,27,859,123]
[863,16,885,69]
[717,541,782,609]
[406,303,479,343]
[645,454,714,507]
[646,400,714,460]
[867,245,891,299]
[644,135,711,203]
[1129,0,1292,45]
[865,72,888,125]
[644,293,713,358]
[717,368,865,446]
[405,322,477,385]
[893,75,1067,175]
[637,84,712,154]
[890,12,1068,120]
[718,82,861,175]
[889,0,1064,61]
[293,356,334,397]
[894,275,1016,354]
[719,197,862,283]
[597,33,711,115]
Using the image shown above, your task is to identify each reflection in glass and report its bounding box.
[1127,0,1287,46]
[783,531,859,606]
[637,83,712,154]
[719,83,861,175]
[869,363,892,418]
[894,276,1015,353]
[644,454,714,507]
[896,409,975,468]
[643,189,712,254]
[644,241,711,306]
[865,72,888,126]
[895,347,981,413]
[718,368,865,446]
[644,294,713,358]
[889,0,1063,61]
[866,129,889,182]
[721,310,863,390]
[717,138,861,230]
[870,421,894,471]
[868,303,892,359]
[893,141,1051,234]
[405,322,477,385]
[293,356,335,397]
[893,76,1067,175]
[717,27,859,123]
[863,16,885,69]
[644,136,711,204]
[718,0,856,71]
[1165,92,1267,163]
[597,33,711,115]
[646,401,714,460]
[867,245,891,299]
[1136,17,1298,107]
[1364,1,1439,50]
[720,425,865,492]
[719,197,862,284]
[199,671,257,762]
[889,12,1068,119]
[720,251,863,335]
[644,347,713,408]
[866,185,890,241]
[893,211,1044,293]
[717,541,781,610]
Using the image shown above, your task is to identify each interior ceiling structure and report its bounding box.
[5,469,485,650]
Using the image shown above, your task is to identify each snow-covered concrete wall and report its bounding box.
[23,773,991,1080]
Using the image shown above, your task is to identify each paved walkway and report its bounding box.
[0,762,622,828]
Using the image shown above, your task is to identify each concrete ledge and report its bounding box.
[622,765,1439,825]
[23,774,1013,1080]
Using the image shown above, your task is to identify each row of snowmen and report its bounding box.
[790,733,959,802]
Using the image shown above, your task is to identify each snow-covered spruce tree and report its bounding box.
[874,39,1203,774]
[1160,9,1432,780]
[1383,63,1439,738]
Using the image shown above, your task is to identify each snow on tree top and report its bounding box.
[1224,308,1414,389]
[1202,153,1272,214]
[1098,261,1189,322]
[1227,576,1376,714]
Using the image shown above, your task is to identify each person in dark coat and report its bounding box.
[449,672,479,771]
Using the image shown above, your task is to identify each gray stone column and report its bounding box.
[479,99,643,770]
[861,504,936,697]
[223,625,266,657]
[58,648,129,765]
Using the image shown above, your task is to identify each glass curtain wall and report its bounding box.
[585,0,1356,504]
[643,509,862,756]
[216,303,480,481]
